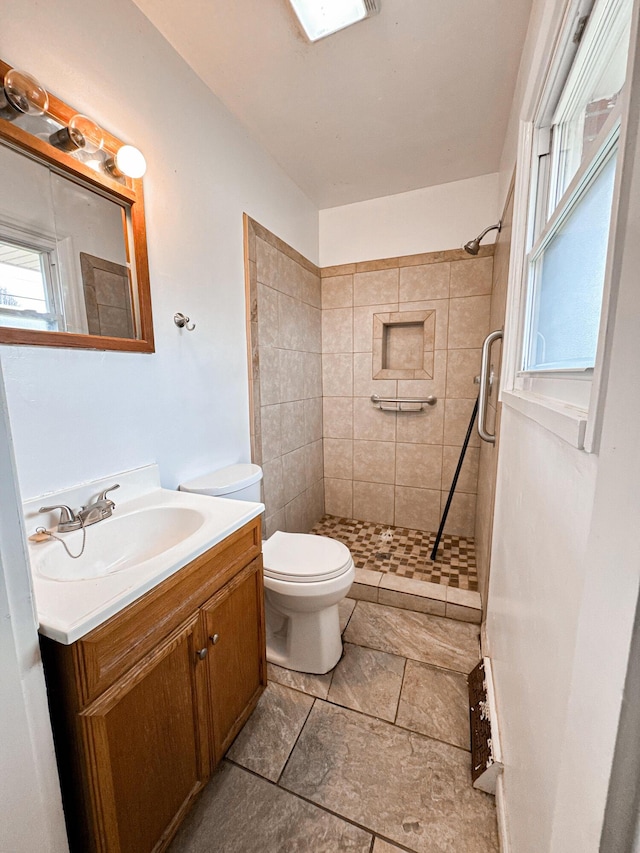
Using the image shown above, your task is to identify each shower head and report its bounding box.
[464,221,502,255]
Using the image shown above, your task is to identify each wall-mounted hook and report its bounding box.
[174,312,195,331]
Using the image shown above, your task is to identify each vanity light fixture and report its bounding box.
[288,0,380,42]
[0,68,49,120]
[49,114,104,154]
[106,144,147,179]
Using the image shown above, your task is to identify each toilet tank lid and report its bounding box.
[179,463,263,496]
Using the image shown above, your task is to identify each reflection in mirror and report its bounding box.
[0,142,138,338]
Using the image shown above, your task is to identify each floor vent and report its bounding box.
[469,657,503,794]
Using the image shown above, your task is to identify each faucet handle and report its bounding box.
[38,504,77,525]
[97,484,120,503]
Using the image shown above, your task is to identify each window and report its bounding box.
[0,230,62,332]
[519,0,632,400]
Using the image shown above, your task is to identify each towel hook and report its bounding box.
[174,312,195,331]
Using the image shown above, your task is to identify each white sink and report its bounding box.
[27,478,265,645]
[33,506,208,581]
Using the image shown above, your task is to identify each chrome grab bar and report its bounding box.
[371,394,437,412]
[478,330,502,444]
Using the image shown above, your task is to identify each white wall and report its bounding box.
[487,0,640,850]
[0,0,319,501]
[318,173,499,267]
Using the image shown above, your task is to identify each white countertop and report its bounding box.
[26,468,264,644]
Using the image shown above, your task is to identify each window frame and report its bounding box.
[501,0,637,451]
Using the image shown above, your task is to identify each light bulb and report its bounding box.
[49,114,104,154]
[107,145,146,179]
[0,68,49,120]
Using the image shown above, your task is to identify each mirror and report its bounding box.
[0,59,154,352]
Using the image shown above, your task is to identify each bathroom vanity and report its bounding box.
[31,471,266,853]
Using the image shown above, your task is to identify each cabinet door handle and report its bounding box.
[196,648,208,660]
[210,634,220,645]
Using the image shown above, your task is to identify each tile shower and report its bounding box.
[246,216,497,608]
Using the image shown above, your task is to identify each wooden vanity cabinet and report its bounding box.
[41,517,266,853]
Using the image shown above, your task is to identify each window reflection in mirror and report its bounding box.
[0,142,138,339]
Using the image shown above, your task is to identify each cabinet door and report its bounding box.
[79,614,210,853]
[202,557,267,762]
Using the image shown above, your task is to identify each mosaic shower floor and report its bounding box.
[310,515,479,592]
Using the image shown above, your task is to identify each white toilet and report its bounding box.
[179,463,355,674]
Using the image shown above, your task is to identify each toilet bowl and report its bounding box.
[179,463,355,674]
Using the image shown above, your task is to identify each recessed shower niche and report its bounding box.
[373,309,435,380]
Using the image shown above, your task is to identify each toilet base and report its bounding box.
[265,597,343,675]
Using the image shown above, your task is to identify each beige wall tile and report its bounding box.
[442,445,480,494]
[323,397,353,439]
[353,397,396,442]
[279,349,306,402]
[322,275,353,309]
[324,438,353,480]
[305,439,324,487]
[303,351,323,399]
[394,486,441,531]
[302,302,322,353]
[353,352,397,398]
[280,400,306,455]
[352,440,396,484]
[324,477,353,517]
[285,489,311,533]
[398,299,449,350]
[447,296,491,349]
[443,398,480,447]
[264,508,286,539]
[353,303,398,353]
[353,481,395,525]
[322,307,353,353]
[440,490,477,537]
[395,406,444,445]
[321,262,357,277]
[449,257,493,297]
[303,397,323,444]
[260,404,281,463]
[282,446,307,504]
[446,348,482,398]
[353,269,399,306]
[323,353,353,397]
[356,257,399,272]
[262,457,285,514]
[399,263,450,302]
[395,443,443,490]
[278,291,306,351]
[257,283,279,348]
[259,346,281,406]
[256,238,279,289]
[308,479,325,527]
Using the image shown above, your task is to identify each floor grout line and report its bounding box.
[275,696,318,786]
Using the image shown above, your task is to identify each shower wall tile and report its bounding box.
[398,298,449,350]
[447,296,491,349]
[352,440,396,485]
[323,397,353,439]
[444,398,481,448]
[322,307,353,353]
[324,438,353,480]
[322,275,354,309]
[440,490,477,538]
[353,352,397,398]
[249,219,323,534]
[325,478,353,518]
[449,256,494,297]
[323,353,353,397]
[353,481,395,525]
[399,263,450,302]
[396,350,448,399]
[446,348,482,398]
[395,443,443,491]
[353,398,397,442]
[442,445,480,495]
[353,269,399,306]
[394,486,441,531]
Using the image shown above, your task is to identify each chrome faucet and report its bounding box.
[40,484,120,532]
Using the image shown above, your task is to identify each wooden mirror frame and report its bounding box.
[0,59,154,352]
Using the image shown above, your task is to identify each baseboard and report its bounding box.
[496,773,511,853]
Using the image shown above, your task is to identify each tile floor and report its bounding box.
[169,599,498,853]
[310,516,479,591]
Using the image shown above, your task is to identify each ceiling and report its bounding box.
[132,0,533,208]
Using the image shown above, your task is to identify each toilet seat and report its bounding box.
[262,531,353,583]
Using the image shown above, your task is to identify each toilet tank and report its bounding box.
[179,463,263,502]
